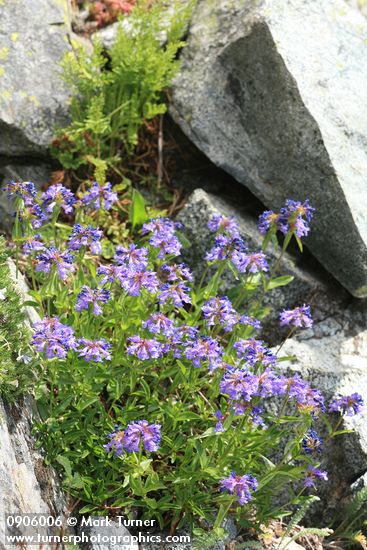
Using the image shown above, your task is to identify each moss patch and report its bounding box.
[0,237,32,399]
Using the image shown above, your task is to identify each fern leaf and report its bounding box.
[282,527,333,549]
[283,495,319,539]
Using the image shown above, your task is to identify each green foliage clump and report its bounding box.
[52,0,193,176]
[6,184,359,540]
[0,237,31,399]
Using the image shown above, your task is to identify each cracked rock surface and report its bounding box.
[0,262,70,549]
[0,0,71,157]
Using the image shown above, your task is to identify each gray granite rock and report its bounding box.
[0,261,71,549]
[281,328,367,473]
[0,0,72,156]
[0,397,69,549]
[177,189,349,344]
[94,21,129,49]
[172,0,367,297]
[351,471,367,494]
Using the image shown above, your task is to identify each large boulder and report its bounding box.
[0,0,71,157]
[0,262,70,548]
[171,0,367,298]
[0,396,69,547]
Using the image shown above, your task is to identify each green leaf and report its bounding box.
[129,189,147,229]
[268,275,294,289]
[68,473,84,489]
[56,455,72,478]
[175,411,202,421]
[77,396,99,412]
[294,234,303,253]
[277,355,297,362]
[214,503,231,529]
[78,504,98,514]
[23,301,42,309]
[177,231,191,249]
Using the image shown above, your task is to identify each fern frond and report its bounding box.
[238,541,264,549]
[283,495,319,539]
[282,527,333,549]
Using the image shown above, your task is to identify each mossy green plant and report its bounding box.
[0,237,32,399]
[51,0,195,179]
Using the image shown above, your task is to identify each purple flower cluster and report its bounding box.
[302,429,323,455]
[22,235,44,255]
[205,234,247,263]
[5,181,37,204]
[258,199,314,238]
[6,182,43,230]
[232,251,268,274]
[207,215,240,237]
[201,298,261,333]
[276,375,325,414]
[82,182,118,211]
[112,244,160,297]
[32,318,76,359]
[161,263,193,283]
[206,216,268,274]
[143,313,175,336]
[127,336,164,360]
[159,282,191,308]
[185,336,223,370]
[280,305,313,329]
[97,265,125,284]
[218,364,325,418]
[123,420,161,452]
[121,269,160,297]
[202,296,238,332]
[284,199,315,238]
[304,466,328,488]
[77,338,112,362]
[115,244,148,270]
[41,184,75,216]
[142,218,181,236]
[329,393,364,416]
[142,217,182,259]
[137,319,199,361]
[76,286,111,315]
[32,319,112,363]
[68,224,103,254]
[18,203,48,229]
[234,338,277,367]
[104,421,161,455]
[220,472,258,505]
[220,368,259,401]
[36,247,75,281]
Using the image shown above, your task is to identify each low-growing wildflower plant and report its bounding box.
[4,181,365,535]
